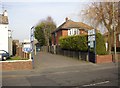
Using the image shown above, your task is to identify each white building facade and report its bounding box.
[0,10,9,52]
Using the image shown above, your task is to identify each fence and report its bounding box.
[42,45,117,63]
[49,45,93,62]
[16,46,30,59]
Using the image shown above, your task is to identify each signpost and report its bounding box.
[30,26,35,68]
[88,29,96,63]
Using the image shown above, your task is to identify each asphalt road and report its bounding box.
[2,52,119,87]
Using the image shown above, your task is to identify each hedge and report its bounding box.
[59,35,88,51]
[59,33,107,55]
[96,33,107,55]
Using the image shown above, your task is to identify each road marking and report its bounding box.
[49,70,80,75]
[82,81,110,86]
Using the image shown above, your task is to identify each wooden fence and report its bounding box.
[49,45,91,61]
[16,47,30,59]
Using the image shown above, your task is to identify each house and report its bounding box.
[51,18,93,45]
[8,30,13,55]
[103,28,120,52]
[0,10,13,55]
[0,10,9,52]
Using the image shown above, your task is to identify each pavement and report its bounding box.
[1,52,119,87]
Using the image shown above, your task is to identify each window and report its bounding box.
[70,30,71,35]
[77,29,79,35]
[74,30,76,35]
[5,26,7,28]
[68,28,79,36]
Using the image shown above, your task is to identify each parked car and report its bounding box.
[36,48,40,52]
[0,50,10,61]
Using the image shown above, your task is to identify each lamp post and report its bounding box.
[113,2,117,62]
[30,26,35,68]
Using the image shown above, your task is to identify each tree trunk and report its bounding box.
[107,32,112,54]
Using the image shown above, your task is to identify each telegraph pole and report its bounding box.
[113,2,117,62]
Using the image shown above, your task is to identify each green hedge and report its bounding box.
[96,33,107,55]
[59,35,88,51]
[59,33,107,55]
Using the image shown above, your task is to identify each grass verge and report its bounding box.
[7,56,29,60]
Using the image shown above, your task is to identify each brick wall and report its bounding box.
[62,30,68,36]
[80,30,87,35]
[96,55,113,64]
[56,30,62,45]
[0,60,32,70]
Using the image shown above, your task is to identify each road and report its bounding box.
[2,52,119,87]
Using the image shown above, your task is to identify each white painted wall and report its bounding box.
[0,24,8,52]
[8,30,13,55]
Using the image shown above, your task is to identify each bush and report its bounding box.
[59,33,107,55]
[59,35,88,51]
[96,33,107,55]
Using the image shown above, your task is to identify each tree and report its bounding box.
[34,25,45,46]
[81,2,118,54]
[35,16,56,46]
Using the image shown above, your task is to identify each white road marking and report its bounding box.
[83,81,110,86]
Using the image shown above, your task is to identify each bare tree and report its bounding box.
[81,2,118,54]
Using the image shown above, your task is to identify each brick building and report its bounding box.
[51,18,93,45]
[103,27,120,51]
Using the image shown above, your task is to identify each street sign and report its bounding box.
[23,48,31,53]
[90,41,94,48]
[88,35,95,41]
[88,29,96,63]
[88,29,95,35]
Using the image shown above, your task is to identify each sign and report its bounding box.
[23,39,31,53]
[0,55,2,59]
[30,34,34,42]
[88,35,95,41]
[88,29,95,35]
[23,48,31,52]
[90,41,94,48]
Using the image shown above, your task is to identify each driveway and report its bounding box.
[2,52,119,87]
[34,52,95,72]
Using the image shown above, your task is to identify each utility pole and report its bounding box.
[113,2,117,62]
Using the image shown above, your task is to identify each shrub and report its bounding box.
[96,33,107,55]
[59,33,107,55]
[59,35,88,51]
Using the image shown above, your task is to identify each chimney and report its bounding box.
[65,17,69,22]
[3,10,8,16]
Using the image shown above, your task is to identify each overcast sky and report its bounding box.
[0,0,92,42]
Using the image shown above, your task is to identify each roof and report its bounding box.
[52,20,93,33]
[0,14,9,24]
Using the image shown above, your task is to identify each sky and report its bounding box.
[2,0,118,42]
[0,1,91,42]
[1,0,118,42]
